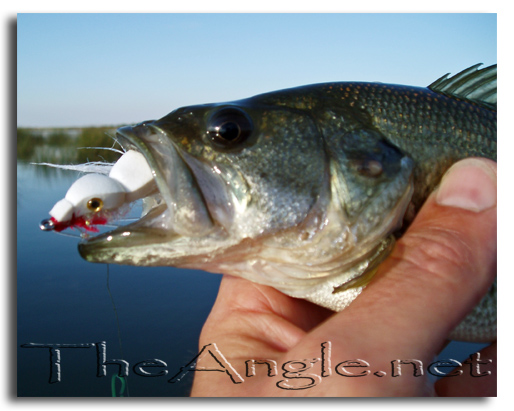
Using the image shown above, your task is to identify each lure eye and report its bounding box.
[207,107,253,146]
[87,198,104,213]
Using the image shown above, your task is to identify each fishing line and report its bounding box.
[113,218,140,223]
[77,146,125,155]
[105,264,130,397]
[52,230,84,239]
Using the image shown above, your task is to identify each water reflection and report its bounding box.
[17,128,490,396]
[17,137,222,396]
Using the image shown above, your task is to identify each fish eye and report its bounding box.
[207,107,253,146]
[350,159,383,178]
[87,198,103,212]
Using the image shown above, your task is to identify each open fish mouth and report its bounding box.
[78,121,248,265]
[71,104,417,297]
[40,64,497,342]
[77,118,414,282]
[57,108,417,308]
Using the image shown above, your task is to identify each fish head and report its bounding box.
[78,96,413,297]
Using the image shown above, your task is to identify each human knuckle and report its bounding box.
[400,227,475,288]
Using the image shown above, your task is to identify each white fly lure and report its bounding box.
[40,150,156,234]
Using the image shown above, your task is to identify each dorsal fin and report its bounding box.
[428,63,496,110]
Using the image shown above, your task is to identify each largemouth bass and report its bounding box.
[44,64,497,342]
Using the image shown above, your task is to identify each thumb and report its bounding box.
[306,157,497,367]
[287,157,497,396]
[354,157,496,345]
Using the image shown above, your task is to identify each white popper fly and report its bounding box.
[40,150,155,233]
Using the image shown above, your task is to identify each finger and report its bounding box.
[283,158,496,396]
[352,157,496,345]
[198,275,332,354]
[191,275,332,396]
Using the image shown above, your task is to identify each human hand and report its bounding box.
[190,158,497,397]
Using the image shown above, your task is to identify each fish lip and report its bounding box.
[78,124,176,258]
[77,122,220,262]
[115,124,173,207]
[116,122,248,234]
[78,203,176,263]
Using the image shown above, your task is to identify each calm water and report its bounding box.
[17,159,488,397]
[17,161,222,396]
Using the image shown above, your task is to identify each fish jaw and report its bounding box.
[78,105,415,301]
[78,121,250,266]
[205,159,414,303]
[116,124,214,236]
[77,103,330,270]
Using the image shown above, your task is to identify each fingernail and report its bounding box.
[436,159,497,212]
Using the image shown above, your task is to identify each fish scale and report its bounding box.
[267,80,496,212]
[44,64,496,343]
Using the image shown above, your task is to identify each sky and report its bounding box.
[17,13,497,128]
